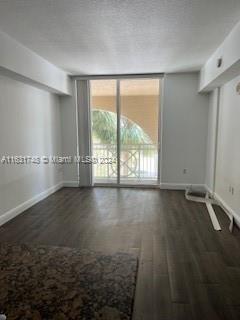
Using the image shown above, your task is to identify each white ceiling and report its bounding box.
[0,0,239,75]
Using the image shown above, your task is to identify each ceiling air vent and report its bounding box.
[236,82,240,95]
[217,57,223,68]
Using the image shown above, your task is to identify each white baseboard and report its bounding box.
[160,183,206,190]
[206,202,222,231]
[204,184,213,195]
[214,193,240,229]
[0,182,63,227]
[63,181,79,187]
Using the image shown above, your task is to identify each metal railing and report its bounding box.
[93,143,158,180]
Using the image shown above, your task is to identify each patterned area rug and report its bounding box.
[0,244,138,320]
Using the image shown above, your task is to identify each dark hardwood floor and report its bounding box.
[0,187,240,320]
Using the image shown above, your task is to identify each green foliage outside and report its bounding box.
[92,109,151,145]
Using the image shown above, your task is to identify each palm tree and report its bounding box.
[92,109,151,144]
[92,109,152,178]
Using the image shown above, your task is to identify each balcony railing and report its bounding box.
[93,143,158,180]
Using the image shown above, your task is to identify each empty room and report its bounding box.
[0,1,240,319]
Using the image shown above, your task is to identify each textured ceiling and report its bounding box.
[0,0,239,75]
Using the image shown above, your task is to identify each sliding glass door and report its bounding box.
[90,80,118,183]
[119,79,159,184]
[90,78,160,185]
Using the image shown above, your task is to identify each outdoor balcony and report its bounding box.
[93,143,158,184]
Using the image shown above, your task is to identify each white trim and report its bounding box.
[116,79,121,185]
[90,76,162,187]
[159,76,164,185]
[185,187,221,231]
[73,73,164,81]
[74,79,80,186]
[204,184,213,195]
[0,182,63,227]
[63,181,79,187]
[185,188,209,204]
[94,183,160,189]
[212,87,221,194]
[206,202,221,231]
[160,183,206,190]
[87,80,93,186]
[214,192,240,229]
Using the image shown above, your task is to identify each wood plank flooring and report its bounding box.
[0,187,240,319]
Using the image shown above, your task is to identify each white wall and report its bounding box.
[0,30,71,95]
[59,74,210,189]
[205,88,219,192]
[200,20,240,227]
[199,20,240,92]
[215,75,240,224]
[161,73,209,188]
[0,75,63,223]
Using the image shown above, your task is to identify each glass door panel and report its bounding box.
[119,79,159,184]
[90,80,118,184]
